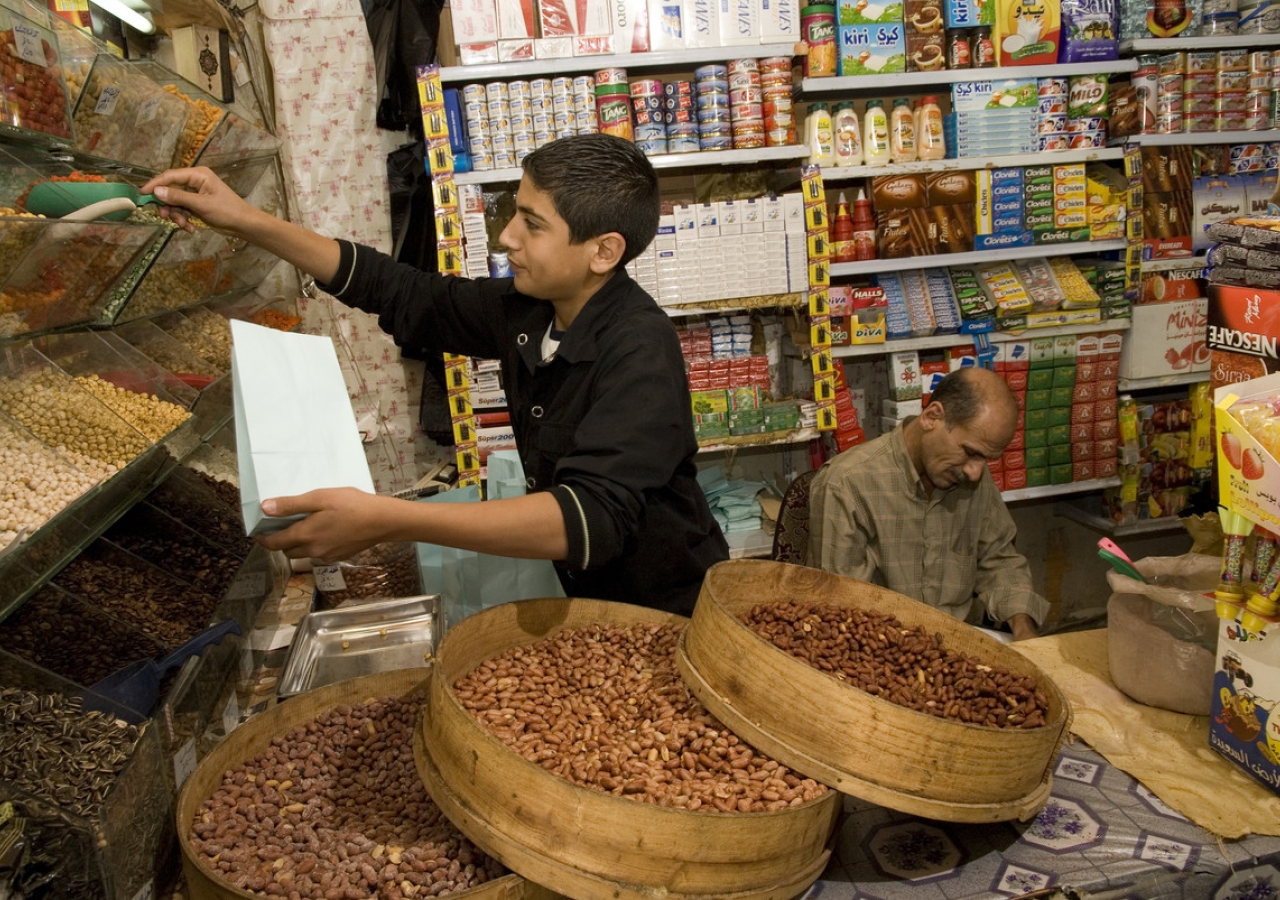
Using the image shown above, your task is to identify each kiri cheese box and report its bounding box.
[839,0,903,22]
[838,23,906,74]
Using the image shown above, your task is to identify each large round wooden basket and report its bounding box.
[416,597,841,900]
[677,560,1072,823]
[177,668,554,900]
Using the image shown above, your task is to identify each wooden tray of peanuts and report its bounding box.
[677,559,1073,824]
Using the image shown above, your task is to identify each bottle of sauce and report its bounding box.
[805,101,835,165]
[889,97,916,163]
[833,102,863,167]
[831,192,854,262]
[917,95,946,160]
[862,99,890,167]
[852,187,876,260]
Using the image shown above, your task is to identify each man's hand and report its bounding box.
[1007,613,1040,642]
[255,488,395,562]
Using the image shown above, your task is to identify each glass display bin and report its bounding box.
[143,463,252,555]
[129,60,279,169]
[154,305,231,372]
[0,645,178,900]
[0,215,163,340]
[0,3,74,146]
[50,14,96,112]
[104,501,247,599]
[72,54,190,170]
[113,317,225,387]
[111,223,226,322]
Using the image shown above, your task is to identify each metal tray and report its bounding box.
[278,594,439,697]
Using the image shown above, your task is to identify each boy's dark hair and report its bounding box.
[521,134,660,268]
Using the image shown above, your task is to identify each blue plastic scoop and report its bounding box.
[84,619,242,723]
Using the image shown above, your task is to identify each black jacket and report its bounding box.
[320,241,728,615]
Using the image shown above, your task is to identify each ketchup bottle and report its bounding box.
[852,187,876,261]
[832,192,855,263]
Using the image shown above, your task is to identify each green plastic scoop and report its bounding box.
[24,181,158,221]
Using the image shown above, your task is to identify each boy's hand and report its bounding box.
[142,167,253,234]
[255,488,394,562]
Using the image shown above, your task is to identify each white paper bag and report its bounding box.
[231,320,374,536]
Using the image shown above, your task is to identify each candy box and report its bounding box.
[1212,614,1280,797]
[1216,372,1280,535]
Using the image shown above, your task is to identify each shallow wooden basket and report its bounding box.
[177,669,552,900]
[416,597,841,900]
[677,560,1072,823]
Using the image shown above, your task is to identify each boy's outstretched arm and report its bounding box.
[255,489,570,564]
[142,167,342,284]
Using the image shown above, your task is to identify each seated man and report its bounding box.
[805,367,1047,640]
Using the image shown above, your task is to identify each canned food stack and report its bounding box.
[696,64,732,151]
[631,78,666,155]
[728,58,765,150]
[1037,77,1070,153]
[595,67,633,142]
[485,81,516,170]
[507,80,535,161]
[461,83,495,171]
[664,80,699,154]
[1140,49,1279,135]
[760,56,797,147]
[572,74,598,136]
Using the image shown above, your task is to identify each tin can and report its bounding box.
[463,83,487,103]
[596,94,634,140]
[1038,132,1070,152]
[485,82,509,103]
[946,29,971,69]
[509,80,532,102]
[489,251,512,277]
[729,70,762,90]
[631,78,663,96]
[801,5,836,77]
[700,134,733,150]
[637,137,668,155]
[595,67,628,86]
[1038,77,1068,96]
[573,74,595,94]
[695,64,728,81]
[730,86,764,104]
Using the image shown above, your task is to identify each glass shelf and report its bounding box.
[698,427,818,454]
[829,240,1129,278]
[1002,476,1121,504]
[833,319,1131,358]
[800,59,1138,95]
[439,44,801,82]
[454,145,810,185]
[821,147,1126,181]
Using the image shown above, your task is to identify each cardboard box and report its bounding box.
[1211,615,1280,797]
[1119,298,1209,381]
[838,23,906,75]
[1209,285,1280,389]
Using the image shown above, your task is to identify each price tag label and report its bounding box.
[173,738,197,789]
[137,96,160,125]
[94,84,121,116]
[313,565,347,591]
[13,22,46,67]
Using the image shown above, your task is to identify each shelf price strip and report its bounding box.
[802,164,837,432]
[418,63,481,487]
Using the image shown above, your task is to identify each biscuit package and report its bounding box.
[1060,0,1118,63]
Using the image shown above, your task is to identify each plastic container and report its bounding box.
[802,4,837,77]
[805,101,834,165]
[831,192,854,262]
[313,541,424,609]
[852,187,877,260]
[862,99,890,167]
[833,101,862,166]
[918,94,946,160]
[890,97,917,163]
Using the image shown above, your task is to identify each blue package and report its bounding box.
[1060,0,1119,63]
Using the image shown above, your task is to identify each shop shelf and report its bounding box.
[438,44,801,82]
[0,215,164,341]
[821,147,1126,181]
[664,290,808,319]
[1141,255,1207,273]
[0,645,178,900]
[1122,35,1280,52]
[1054,497,1190,537]
[833,319,1131,358]
[800,59,1138,95]
[1002,476,1121,504]
[829,240,1129,278]
[1118,371,1210,392]
[1126,129,1280,146]
[698,427,818,454]
[454,144,810,184]
[71,54,191,170]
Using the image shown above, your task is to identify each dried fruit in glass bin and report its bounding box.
[248,308,300,331]
[0,27,72,139]
[16,172,107,212]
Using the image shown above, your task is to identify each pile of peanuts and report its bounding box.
[741,601,1050,730]
[190,694,505,899]
[0,420,101,548]
[165,84,224,167]
[454,622,828,811]
[0,368,150,469]
[75,374,192,442]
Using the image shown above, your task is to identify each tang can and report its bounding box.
[631,79,663,96]
[596,94,634,140]
[595,67,628,86]
[486,81,509,103]
[488,251,513,277]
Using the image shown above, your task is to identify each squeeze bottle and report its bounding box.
[862,100,890,167]
[806,102,835,166]
[852,187,876,260]
[831,192,854,262]
[833,102,862,167]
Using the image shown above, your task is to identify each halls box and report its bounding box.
[1211,610,1280,797]
[1118,298,1209,381]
